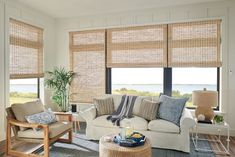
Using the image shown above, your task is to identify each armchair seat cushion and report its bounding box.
[18,122,72,139]
[148,119,180,134]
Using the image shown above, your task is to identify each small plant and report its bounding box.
[214,115,224,124]
[44,67,75,112]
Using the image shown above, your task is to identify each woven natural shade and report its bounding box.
[107,25,168,68]
[9,18,44,79]
[69,30,106,103]
[168,20,222,67]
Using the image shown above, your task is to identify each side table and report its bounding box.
[54,111,80,133]
[72,113,80,133]
[191,119,230,155]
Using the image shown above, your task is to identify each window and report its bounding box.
[9,19,43,104]
[172,68,218,108]
[70,19,222,108]
[112,68,163,96]
[10,78,39,104]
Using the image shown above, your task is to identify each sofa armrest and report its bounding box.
[180,108,196,131]
[80,106,96,123]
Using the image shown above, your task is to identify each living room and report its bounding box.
[0,0,235,156]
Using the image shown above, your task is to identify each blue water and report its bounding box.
[10,84,217,94]
[112,84,216,94]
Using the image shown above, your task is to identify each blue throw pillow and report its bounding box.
[25,110,57,131]
[158,95,188,126]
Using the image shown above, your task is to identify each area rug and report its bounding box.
[47,123,215,157]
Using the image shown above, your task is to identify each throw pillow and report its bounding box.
[25,110,57,131]
[158,95,188,126]
[138,99,160,121]
[94,97,114,116]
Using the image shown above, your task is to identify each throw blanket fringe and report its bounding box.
[107,95,137,126]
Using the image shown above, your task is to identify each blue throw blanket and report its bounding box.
[107,95,137,126]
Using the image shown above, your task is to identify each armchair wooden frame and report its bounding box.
[6,111,72,157]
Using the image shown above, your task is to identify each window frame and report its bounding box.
[106,67,220,110]
[9,78,40,103]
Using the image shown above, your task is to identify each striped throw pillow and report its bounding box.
[94,97,114,116]
[138,99,160,121]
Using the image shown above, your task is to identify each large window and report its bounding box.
[10,78,39,104]
[112,68,163,96]
[70,19,222,110]
[172,68,218,108]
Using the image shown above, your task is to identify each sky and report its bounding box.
[112,68,217,85]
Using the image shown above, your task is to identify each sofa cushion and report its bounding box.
[11,100,45,130]
[92,115,116,128]
[92,115,148,131]
[120,116,148,131]
[138,99,160,121]
[148,119,180,134]
[94,97,114,116]
[18,122,72,139]
[158,95,187,126]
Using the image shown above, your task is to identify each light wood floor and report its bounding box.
[0,135,235,157]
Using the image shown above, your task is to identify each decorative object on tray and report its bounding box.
[213,114,224,124]
[114,132,146,147]
[192,88,218,121]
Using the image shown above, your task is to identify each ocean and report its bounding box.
[10,84,217,94]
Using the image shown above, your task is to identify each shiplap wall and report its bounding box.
[55,0,235,135]
[0,0,57,141]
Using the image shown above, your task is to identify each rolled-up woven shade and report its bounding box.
[168,20,222,67]
[9,18,44,79]
[69,30,106,103]
[107,25,168,68]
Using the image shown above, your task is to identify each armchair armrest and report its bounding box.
[180,108,196,132]
[54,112,72,122]
[80,106,96,123]
[8,118,48,130]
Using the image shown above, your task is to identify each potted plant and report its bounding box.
[44,67,75,112]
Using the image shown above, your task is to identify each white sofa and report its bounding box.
[81,94,195,152]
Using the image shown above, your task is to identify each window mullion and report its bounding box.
[163,68,172,96]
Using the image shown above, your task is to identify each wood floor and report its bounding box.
[0,135,235,157]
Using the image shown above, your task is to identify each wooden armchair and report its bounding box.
[6,100,73,157]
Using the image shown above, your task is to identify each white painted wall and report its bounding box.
[0,1,6,141]
[0,0,56,140]
[55,0,235,135]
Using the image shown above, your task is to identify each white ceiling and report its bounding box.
[14,0,227,18]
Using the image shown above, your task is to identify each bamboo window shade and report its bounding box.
[9,18,44,79]
[107,25,168,68]
[168,19,222,67]
[69,30,106,103]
